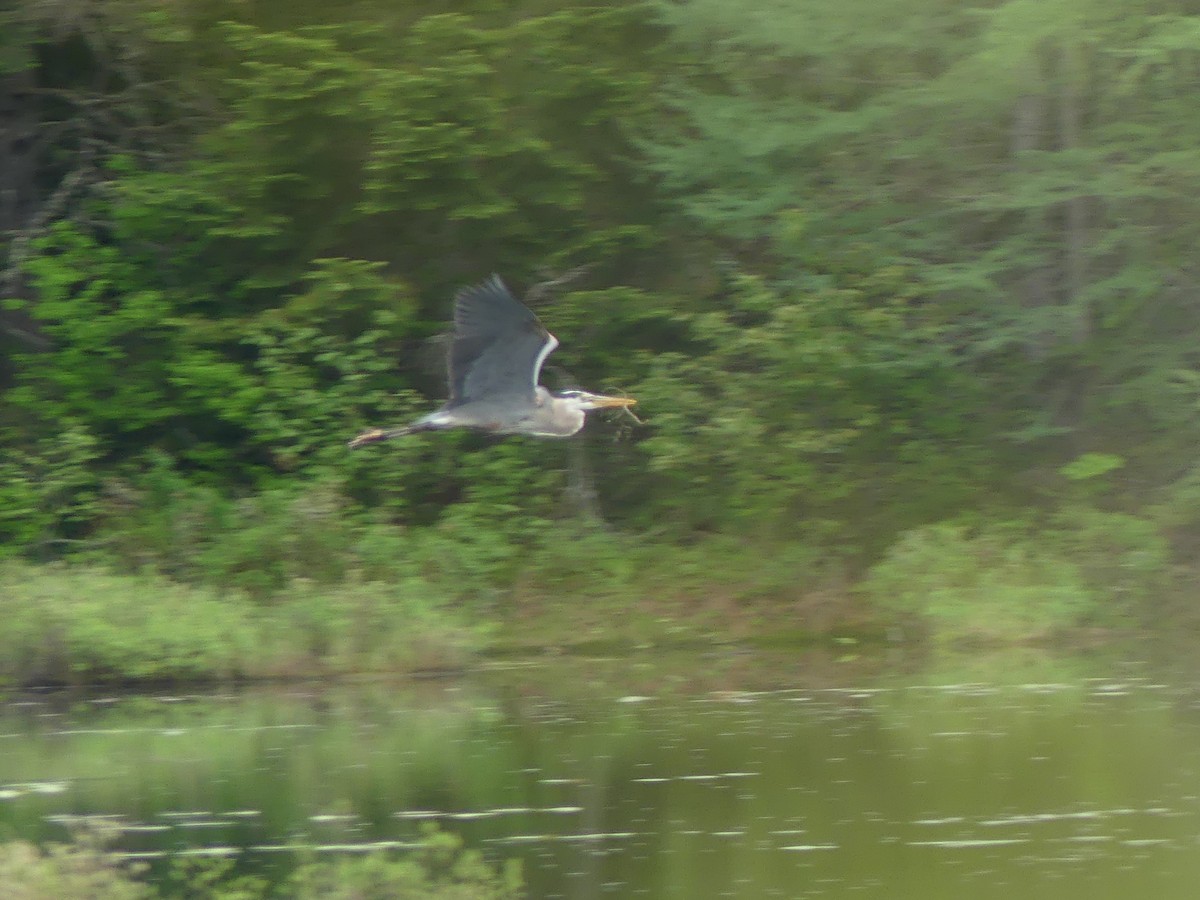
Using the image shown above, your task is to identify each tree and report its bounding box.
[645,0,1200,497]
[1,0,666,546]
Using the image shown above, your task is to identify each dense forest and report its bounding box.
[2,0,1199,665]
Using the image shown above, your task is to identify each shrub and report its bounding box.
[0,562,258,686]
[0,421,102,553]
[268,578,487,675]
[863,523,1097,643]
[0,561,489,686]
[102,468,359,598]
[0,825,520,899]
[1049,507,1168,612]
[99,472,530,604]
[289,826,522,900]
[0,833,152,900]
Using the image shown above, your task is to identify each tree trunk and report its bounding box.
[566,435,604,523]
[1011,90,1053,358]
[0,69,37,241]
[1058,38,1089,345]
[0,66,50,352]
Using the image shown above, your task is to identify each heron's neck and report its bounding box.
[547,395,586,436]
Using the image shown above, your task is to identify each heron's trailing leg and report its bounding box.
[348,422,435,448]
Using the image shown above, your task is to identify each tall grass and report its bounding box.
[863,523,1095,643]
[6,467,1172,682]
[863,511,1167,644]
[0,485,855,686]
[0,564,257,686]
[0,562,486,688]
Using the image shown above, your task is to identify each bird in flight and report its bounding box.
[349,275,636,447]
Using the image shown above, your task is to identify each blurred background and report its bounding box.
[6,4,1200,898]
[3,0,1200,666]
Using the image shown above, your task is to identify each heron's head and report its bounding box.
[555,389,637,412]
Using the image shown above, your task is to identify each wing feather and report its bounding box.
[447,276,557,405]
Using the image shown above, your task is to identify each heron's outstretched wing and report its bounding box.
[448,275,558,405]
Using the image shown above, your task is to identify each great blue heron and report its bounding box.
[348,275,636,447]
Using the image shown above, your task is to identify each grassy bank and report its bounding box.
[0,563,487,688]
[0,459,1181,689]
[0,499,1177,689]
[0,537,865,689]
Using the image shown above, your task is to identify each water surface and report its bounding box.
[2,649,1198,898]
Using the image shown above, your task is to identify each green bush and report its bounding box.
[0,421,103,552]
[0,833,152,900]
[266,577,488,675]
[100,472,532,603]
[1049,507,1168,614]
[0,825,521,900]
[101,468,360,597]
[863,523,1097,643]
[0,561,488,687]
[0,562,258,686]
[289,826,522,900]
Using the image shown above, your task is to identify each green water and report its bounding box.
[2,650,1199,898]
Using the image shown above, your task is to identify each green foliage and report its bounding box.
[97,467,533,602]
[0,834,152,900]
[288,825,522,900]
[864,523,1098,643]
[1152,464,1200,541]
[0,562,258,686]
[1059,453,1124,482]
[867,508,1168,643]
[648,0,1200,471]
[102,467,359,596]
[3,0,1196,649]
[3,0,659,548]
[0,824,520,900]
[268,578,488,674]
[0,559,489,687]
[1048,507,1167,611]
[160,854,268,900]
[13,235,416,483]
[632,267,982,542]
[0,419,102,551]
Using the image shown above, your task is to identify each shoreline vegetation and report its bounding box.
[0,493,1176,692]
[0,823,523,900]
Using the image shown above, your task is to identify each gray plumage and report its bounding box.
[349,275,635,447]
[449,275,554,405]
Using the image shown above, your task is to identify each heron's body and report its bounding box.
[406,386,584,437]
[349,276,633,447]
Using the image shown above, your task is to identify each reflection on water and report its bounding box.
[1,650,1199,898]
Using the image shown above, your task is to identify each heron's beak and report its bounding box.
[588,394,636,409]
